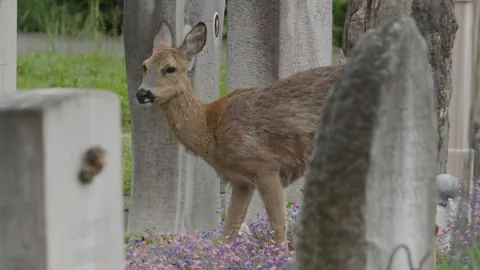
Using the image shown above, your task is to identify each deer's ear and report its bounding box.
[182,25,195,71]
[178,22,207,60]
[154,20,173,48]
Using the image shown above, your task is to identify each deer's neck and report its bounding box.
[160,91,213,159]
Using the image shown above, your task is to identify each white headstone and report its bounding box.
[0,89,123,270]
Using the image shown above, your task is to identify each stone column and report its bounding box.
[0,89,123,270]
[184,0,225,231]
[226,0,332,226]
[447,0,474,182]
[0,0,17,95]
[124,0,221,234]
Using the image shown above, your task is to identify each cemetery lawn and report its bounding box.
[17,52,227,195]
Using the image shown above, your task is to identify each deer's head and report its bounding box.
[136,21,207,105]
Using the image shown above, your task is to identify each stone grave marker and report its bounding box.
[0,89,123,270]
[0,0,17,95]
[124,0,222,234]
[293,15,437,270]
[225,0,332,230]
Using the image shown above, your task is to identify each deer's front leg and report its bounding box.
[256,172,287,249]
[223,183,255,242]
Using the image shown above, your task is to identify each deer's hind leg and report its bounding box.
[255,172,288,249]
[223,182,255,242]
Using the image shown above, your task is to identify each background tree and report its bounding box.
[343,0,458,173]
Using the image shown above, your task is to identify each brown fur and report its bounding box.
[136,21,344,248]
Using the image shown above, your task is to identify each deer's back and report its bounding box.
[211,64,344,186]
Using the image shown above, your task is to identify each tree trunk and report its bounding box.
[343,0,458,174]
[342,0,413,57]
[411,0,458,174]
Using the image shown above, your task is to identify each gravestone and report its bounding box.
[0,0,17,94]
[0,89,123,270]
[293,15,437,270]
[225,0,332,228]
[124,0,222,234]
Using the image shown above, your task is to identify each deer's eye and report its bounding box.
[165,66,176,74]
[142,64,147,73]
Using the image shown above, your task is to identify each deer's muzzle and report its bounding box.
[136,89,156,104]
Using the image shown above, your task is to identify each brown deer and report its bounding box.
[135,20,344,249]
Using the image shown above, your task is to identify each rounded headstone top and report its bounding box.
[436,174,459,207]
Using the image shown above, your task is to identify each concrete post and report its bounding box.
[447,0,474,182]
[0,89,123,270]
[0,0,17,94]
[124,0,222,234]
[184,0,225,230]
[226,0,332,224]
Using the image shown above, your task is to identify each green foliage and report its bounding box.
[219,56,228,97]
[123,134,132,196]
[18,0,123,37]
[18,1,347,47]
[332,0,348,47]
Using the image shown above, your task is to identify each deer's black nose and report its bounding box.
[136,89,155,104]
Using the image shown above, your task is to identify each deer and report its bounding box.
[135,20,344,250]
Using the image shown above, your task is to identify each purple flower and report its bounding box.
[124,203,301,269]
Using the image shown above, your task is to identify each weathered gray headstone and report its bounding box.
[0,0,17,94]
[124,0,222,234]
[293,15,437,270]
[0,89,123,270]
[226,0,332,227]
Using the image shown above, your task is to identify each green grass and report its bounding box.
[436,247,480,270]
[17,52,131,131]
[122,134,132,195]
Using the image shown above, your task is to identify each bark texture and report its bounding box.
[411,0,458,173]
[342,0,413,56]
[343,0,458,173]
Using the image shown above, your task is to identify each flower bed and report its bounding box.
[125,187,480,270]
[125,204,300,269]
[436,179,480,267]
